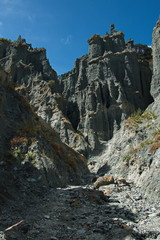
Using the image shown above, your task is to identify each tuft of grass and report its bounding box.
[139,139,154,149]
[125,110,157,130]
[152,128,160,137]
[149,142,160,152]
[122,153,132,165]
[12,149,21,158]
[141,111,157,120]
[25,152,36,164]
[131,147,141,152]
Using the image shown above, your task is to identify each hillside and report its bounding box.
[0,20,160,240]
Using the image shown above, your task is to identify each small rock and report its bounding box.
[133,195,142,201]
[44,215,50,219]
[76,229,86,235]
[132,208,138,214]
[149,212,159,217]
[0,231,6,240]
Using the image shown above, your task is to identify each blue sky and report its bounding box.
[0,0,160,74]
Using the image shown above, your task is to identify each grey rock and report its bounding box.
[0,232,6,240]
[59,26,153,155]
[151,19,160,98]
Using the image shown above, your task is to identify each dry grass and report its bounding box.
[10,137,28,146]
[125,117,138,129]
[156,135,160,141]
[74,135,82,141]
[149,142,160,151]
[51,141,64,151]
[61,117,71,124]
[131,147,140,152]
[15,85,26,91]
[66,152,77,169]
[51,141,64,158]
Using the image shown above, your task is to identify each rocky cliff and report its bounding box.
[59,25,153,155]
[88,21,160,203]
[0,66,89,201]
[0,26,153,157]
[0,22,158,193]
[0,20,160,240]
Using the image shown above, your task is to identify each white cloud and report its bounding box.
[61,35,72,45]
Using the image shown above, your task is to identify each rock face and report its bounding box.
[0,29,153,157]
[0,67,89,197]
[88,20,160,203]
[88,108,160,203]
[151,19,160,98]
[0,20,160,240]
[60,26,153,154]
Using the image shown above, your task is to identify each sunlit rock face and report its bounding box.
[0,27,153,157]
[60,25,153,155]
[151,19,160,98]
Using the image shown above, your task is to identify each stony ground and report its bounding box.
[0,179,160,240]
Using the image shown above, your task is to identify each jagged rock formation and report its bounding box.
[88,20,160,203]
[151,19,160,98]
[0,28,153,157]
[60,25,153,154]
[0,36,90,156]
[0,20,160,240]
